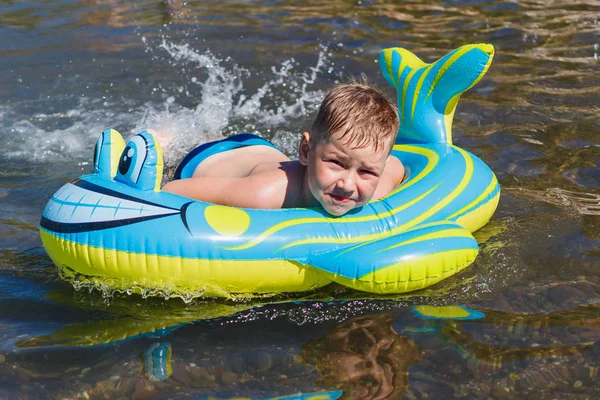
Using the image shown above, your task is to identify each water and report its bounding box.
[1,0,599,398]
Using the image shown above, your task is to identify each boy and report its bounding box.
[162,83,404,216]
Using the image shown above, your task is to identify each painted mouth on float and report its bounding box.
[40,179,181,234]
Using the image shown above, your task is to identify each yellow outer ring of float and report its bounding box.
[40,229,331,298]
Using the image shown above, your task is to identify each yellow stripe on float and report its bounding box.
[401,68,418,126]
[376,228,473,253]
[153,137,164,192]
[383,49,397,87]
[411,63,434,122]
[396,65,405,88]
[108,129,126,179]
[444,94,460,144]
[447,174,499,220]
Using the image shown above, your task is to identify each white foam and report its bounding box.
[139,39,332,163]
[0,99,122,163]
[0,38,333,168]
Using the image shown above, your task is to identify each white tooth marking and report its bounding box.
[44,183,177,224]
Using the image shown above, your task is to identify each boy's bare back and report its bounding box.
[163,144,307,209]
[192,145,289,178]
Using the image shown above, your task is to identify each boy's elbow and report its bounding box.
[396,161,405,186]
[161,180,179,194]
[246,184,285,210]
[162,179,203,200]
[372,174,401,200]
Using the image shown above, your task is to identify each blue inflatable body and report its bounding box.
[40,44,499,299]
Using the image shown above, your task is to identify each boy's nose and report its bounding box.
[335,173,355,196]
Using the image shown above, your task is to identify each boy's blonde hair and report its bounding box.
[311,83,399,153]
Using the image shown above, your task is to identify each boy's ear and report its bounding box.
[298,131,311,166]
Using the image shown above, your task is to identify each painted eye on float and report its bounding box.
[117,134,148,185]
[119,145,134,175]
[114,130,162,191]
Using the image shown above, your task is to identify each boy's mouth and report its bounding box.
[329,193,353,203]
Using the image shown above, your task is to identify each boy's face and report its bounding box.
[299,130,392,216]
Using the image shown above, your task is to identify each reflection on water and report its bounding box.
[506,187,600,215]
[1,290,597,398]
[398,301,599,398]
[302,314,422,400]
[0,0,599,398]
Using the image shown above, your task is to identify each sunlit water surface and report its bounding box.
[1,1,599,399]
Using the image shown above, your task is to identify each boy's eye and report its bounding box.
[360,169,378,177]
[326,159,344,167]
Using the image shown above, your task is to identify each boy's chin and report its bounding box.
[321,200,354,217]
[309,190,355,216]
[325,208,348,217]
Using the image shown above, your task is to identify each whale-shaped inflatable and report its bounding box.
[40,44,499,300]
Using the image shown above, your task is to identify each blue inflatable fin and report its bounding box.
[115,130,164,191]
[306,221,479,294]
[380,44,494,144]
[93,128,126,179]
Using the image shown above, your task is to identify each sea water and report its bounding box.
[0,1,599,398]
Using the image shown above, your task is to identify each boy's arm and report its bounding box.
[372,156,405,200]
[161,174,286,209]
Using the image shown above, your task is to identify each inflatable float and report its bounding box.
[40,43,499,300]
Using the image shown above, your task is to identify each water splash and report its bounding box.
[139,38,332,164]
[0,38,333,168]
[0,98,132,164]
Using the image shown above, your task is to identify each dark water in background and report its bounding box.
[1,0,599,399]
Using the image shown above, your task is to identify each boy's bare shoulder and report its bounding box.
[246,160,306,208]
[386,155,404,181]
[373,155,405,201]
